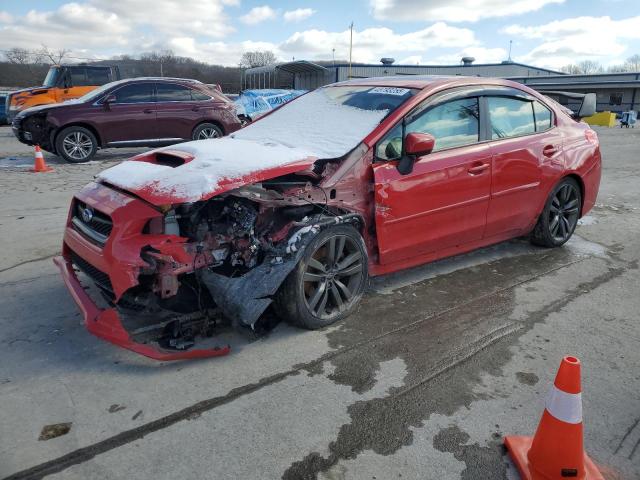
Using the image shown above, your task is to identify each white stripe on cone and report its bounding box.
[545,385,582,424]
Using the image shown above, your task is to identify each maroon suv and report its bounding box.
[11,77,242,162]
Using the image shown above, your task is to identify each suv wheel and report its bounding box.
[531,177,582,247]
[275,225,368,330]
[55,126,97,163]
[192,123,223,140]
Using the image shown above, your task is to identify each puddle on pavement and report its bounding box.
[370,234,608,295]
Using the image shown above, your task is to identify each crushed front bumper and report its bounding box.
[54,255,230,360]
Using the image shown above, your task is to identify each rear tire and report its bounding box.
[275,225,368,330]
[55,126,97,163]
[192,123,223,140]
[531,177,582,247]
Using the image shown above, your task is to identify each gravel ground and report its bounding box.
[0,125,639,480]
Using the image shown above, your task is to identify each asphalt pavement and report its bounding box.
[0,125,639,480]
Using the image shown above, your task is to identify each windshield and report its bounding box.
[42,67,60,88]
[233,86,417,159]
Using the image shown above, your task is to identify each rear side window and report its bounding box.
[156,83,192,102]
[112,84,153,104]
[69,68,88,86]
[406,97,480,151]
[191,89,211,101]
[533,101,553,131]
[488,97,535,139]
[86,68,111,85]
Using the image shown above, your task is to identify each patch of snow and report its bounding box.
[577,215,597,226]
[98,88,388,200]
[97,137,315,201]
[233,88,388,159]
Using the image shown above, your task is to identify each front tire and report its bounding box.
[275,225,368,330]
[55,126,97,163]
[192,123,223,140]
[531,177,582,247]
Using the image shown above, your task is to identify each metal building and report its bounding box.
[509,72,640,113]
[242,58,640,113]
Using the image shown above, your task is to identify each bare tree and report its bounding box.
[560,64,582,74]
[625,54,640,72]
[577,60,603,74]
[239,51,277,68]
[4,47,39,64]
[38,45,70,65]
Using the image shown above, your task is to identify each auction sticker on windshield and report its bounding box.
[368,87,411,96]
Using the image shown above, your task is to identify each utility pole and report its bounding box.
[348,22,354,79]
[332,48,335,67]
[508,40,513,62]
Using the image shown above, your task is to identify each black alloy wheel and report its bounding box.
[531,177,582,247]
[275,225,368,330]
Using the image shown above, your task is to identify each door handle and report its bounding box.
[543,145,558,157]
[468,162,490,175]
[143,109,154,114]
[192,106,200,112]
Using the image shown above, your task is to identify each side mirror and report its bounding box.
[405,132,435,156]
[103,94,116,107]
[396,132,435,175]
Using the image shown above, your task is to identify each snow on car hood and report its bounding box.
[97,137,318,205]
[97,88,388,205]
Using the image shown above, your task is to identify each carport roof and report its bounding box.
[245,61,328,75]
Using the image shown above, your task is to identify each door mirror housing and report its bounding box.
[396,133,436,175]
[103,94,116,107]
[405,132,435,156]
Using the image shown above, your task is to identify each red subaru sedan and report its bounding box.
[54,76,601,360]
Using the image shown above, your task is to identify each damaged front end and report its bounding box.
[55,176,361,360]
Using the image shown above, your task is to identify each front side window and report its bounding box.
[375,97,480,160]
[407,97,480,151]
[156,83,192,102]
[112,83,153,104]
[488,97,535,139]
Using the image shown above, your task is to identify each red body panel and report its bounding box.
[55,76,602,360]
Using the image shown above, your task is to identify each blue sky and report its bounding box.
[1,0,639,70]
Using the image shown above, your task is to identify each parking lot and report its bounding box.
[0,125,639,479]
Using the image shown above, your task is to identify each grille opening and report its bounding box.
[72,200,113,245]
[70,251,113,297]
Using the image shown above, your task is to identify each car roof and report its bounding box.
[330,75,525,91]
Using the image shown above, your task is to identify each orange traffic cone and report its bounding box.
[504,356,604,479]
[30,145,53,172]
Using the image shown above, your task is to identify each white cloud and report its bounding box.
[0,3,131,53]
[370,0,565,22]
[0,11,13,23]
[240,5,277,25]
[504,16,640,69]
[280,23,477,63]
[283,8,315,22]
[168,36,278,65]
[90,0,238,38]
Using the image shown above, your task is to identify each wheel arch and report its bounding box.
[561,173,586,217]
[192,120,225,137]
[53,122,103,150]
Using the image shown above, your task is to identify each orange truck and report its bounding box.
[5,64,120,123]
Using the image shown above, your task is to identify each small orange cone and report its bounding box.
[30,145,54,173]
[504,356,604,479]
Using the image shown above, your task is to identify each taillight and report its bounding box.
[585,129,598,145]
